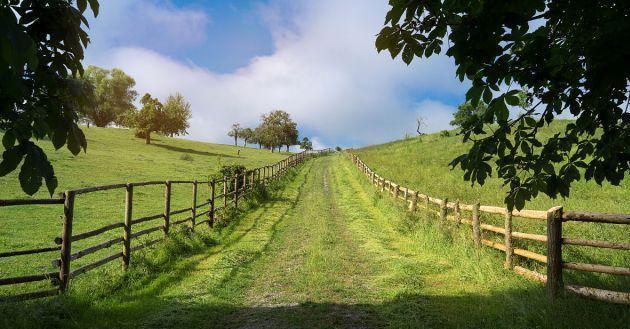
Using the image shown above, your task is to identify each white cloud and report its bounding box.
[86,0,466,148]
[86,0,209,55]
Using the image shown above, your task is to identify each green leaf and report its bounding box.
[2,130,16,149]
[505,94,520,106]
[375,33,389,52]
[402,44,414,65]
[77,0,87,13]
[0,147,25,177]
[482,87,492,104]
[18,151,43,196]
[466,85,483,107]
[495,98,509,122]
[88,0,100,17]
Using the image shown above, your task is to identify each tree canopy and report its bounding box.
[300,137,313,151]
[0,0,99,195]
[161,93,191,137]
[239,128,254,147]
[227,123,241,146]
[377,1,630,210]
[81,65,137,127]
[257,110,299,152]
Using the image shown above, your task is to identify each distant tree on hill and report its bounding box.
[161,93,191,137]
[300,137,313,151]
[126,94,164,145]
[251,127,264,149]
[81,66,137,127]
[450,102,487,128]
[239,128,254,147]
[416,116,427,135]
[282,121,299,152]
[227,123,241,146]
[257,110,299,152]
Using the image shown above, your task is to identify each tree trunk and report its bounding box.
[145,131,151,144]
[286,145,289,152]
[234,135,237,146]
[258,143,262,149]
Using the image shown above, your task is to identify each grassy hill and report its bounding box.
[0,127,288,199]
[353,120,629,291]
[0,127,288,295]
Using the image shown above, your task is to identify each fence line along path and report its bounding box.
[0,149,332,303]
[347,152,630,305]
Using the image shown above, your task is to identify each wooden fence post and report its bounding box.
[472,203,481,247]
[59,190,76,293]
[409,191,418,212]
[242,172,247,193]
[234,174,239,208]
[380,178,385,193]
[250,170,255,187]
[424,194,429,210]
[504,209,513,269]
[547,206,564,300]
[404,188,408,203]
[209,180,216,227]
[223,176,228,208]
[440,198,448,224]
[455,201,461,226]
[394,184,399,199]
[123,184,133,269]
[163,181,171,236]
[191,180,198,231]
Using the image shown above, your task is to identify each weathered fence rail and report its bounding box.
[348,152,629,305]
[0,149,332,303]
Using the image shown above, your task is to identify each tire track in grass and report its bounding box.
[224,156,378,328]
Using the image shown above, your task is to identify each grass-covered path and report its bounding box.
[8,155,627,329]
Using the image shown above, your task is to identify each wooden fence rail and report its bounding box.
[347,152,629,305]
[0,149,332,303]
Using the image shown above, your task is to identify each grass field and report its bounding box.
[352,120,630,292]
[0,127,288,296]
[2,155,627,329]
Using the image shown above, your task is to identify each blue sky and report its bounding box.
[84,0,467,149]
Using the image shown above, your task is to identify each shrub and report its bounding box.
[335,146,342,152]
[179,154,193,161]
[439,130,451,138]
[213,164,247,192]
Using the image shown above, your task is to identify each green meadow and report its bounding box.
[352,120,630,292]
[1,155,627,329]
[0,127,288,296]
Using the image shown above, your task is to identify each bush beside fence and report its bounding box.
[0,149,332,303]
[347,152,629,305]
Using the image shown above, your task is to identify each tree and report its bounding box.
[300,137,313,151]
[161,93,191,137]
[282,121,299,152]
[257,110,298,153]
[450,102,487,128]
[127,94,164,145]
[81,66,137,127]
[376,1,630,210]
[239,128,254,147]
[0,1,99,195]
[416,116,427,135]
[227,123,241,146]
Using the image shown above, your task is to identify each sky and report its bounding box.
[84,0,468,149]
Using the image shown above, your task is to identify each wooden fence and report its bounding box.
[0,149,332,303]
[348,153,630,305]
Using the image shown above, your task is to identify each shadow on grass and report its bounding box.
[151,143,238,158]
[5,286,628,329]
